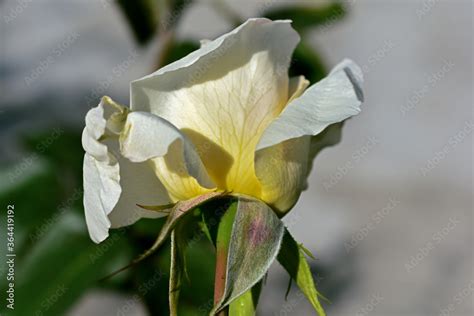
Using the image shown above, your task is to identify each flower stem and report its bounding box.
[213,202,237,315]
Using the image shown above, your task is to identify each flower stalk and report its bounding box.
[213,203,237,315]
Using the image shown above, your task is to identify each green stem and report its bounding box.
[169,230,181,316]
[214,203,237,315]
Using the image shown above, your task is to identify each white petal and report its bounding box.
[83,152,120,243]
[256,59,364,151]
[82,101,109,160]
[108,149,169,228]
[119,112,215,202]
[254,76,311,213]
[129,18,300,196]
[131,19,298,101]
[82,98,170,243]
[287,75,310,103]
[120,111,215,190]
[254,136,310,214]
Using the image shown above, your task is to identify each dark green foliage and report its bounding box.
[116,0,159,44]
[277,230,327,316]
[291,41,328,84]
[263,2,346,34]
[161,40,200,66]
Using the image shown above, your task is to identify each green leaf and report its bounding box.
[161,40,200,66]
[213,197,284,314]
[105,191,224,279]
[290,41,328,84]
[177,235,216,313]
[200,197,236,247]
[116,0,159,44]
[263,2,346,34]
[22,128,84,182]
[0,159,62,258]
[0,211,131,316]
[0,160,60,225]
[116,0,195,44]
[129,216,167,237]
[277,230,326,316]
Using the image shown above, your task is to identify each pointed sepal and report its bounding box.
[102,192,223,280]
[277,229,327,316]
[212,196,284,314]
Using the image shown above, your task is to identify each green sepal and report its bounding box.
[103,192,224,280]
[277,230,327,316]
[212,197,284,314]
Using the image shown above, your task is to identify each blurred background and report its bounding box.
[0,0,472,315]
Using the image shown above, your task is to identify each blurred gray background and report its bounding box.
[1,0,472,315]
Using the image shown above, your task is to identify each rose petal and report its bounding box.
[130,18,300,197]
[256,59,364,151]
[82,98,170,243]
[120,111,215,201]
